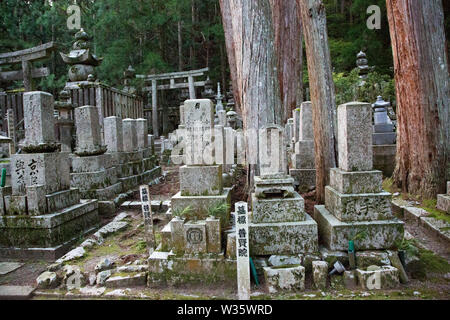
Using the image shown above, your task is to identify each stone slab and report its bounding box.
[46,188,81,213]
[251,192,306,223]
[105,273,147,288]
[0,285,35,300]
[249,214,318,255]
[0,262,24,275]
[254,175,295,198]
[420,216,450,242]
[180,165,223,196]
[356,266,400,290]
[325,186,393,222]
[293,140,315,169]
[314,205,404,251]
[71,154,114,173]
[329,168,383,194]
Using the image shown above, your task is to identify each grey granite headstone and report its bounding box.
[104,116,123,153]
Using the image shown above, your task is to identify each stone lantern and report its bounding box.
[372,96,396,145]
[60,28,103,82]
[215,82,224,112]
[356,51,369,80]
[202,76,215,99]
[123,65,136,94]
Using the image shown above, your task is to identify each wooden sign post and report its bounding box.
[139,185,155,252]
[235,201,250,300]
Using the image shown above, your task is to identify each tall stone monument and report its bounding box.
[249,124,318,255]
[314,102,404,251]
[289,101,316,192]
[70,106,122,214]
[0,92,99,260]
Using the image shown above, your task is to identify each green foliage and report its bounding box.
[394,238,419,257]
[333,68,395,106]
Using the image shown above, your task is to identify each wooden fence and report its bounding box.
[0,82,144,134]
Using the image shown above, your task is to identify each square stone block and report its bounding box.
[180,165,223,196]
[293,140,315,169]
[4,196,27,215]
[251,193,306,223]
[264,265,305,293]
[356,266,400,290]
[26,185,47,215]
[314,205,404,251]
[330,168,383,194]
[70,167,117,191]
[373,123,394,133]
[171,188,231,219]
[373,132,396,145]
[184,99,215,128]
[249,214,318,255]
[325,186,393,222]
[11,153,70,196]
[206,217,221,254]
[71,154,113,173]
[338,102,373,171]
[254,175,295,198]
[436,194,450,213]
[184,221,207,254]
[289,168,316,193]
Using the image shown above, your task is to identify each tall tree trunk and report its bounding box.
[298,0,338,204]
[270,0,304,122]
[178,20,183,71]
[387,0,449,198]
[219,0,242,112]
[220,0,282,190]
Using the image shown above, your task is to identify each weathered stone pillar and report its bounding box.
[122,118,138,152]
[151,79,159,137]
[74,106,106,156]
[104,116,123,152]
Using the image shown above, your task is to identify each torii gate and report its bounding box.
[137,67,208,137]
[0,42,56,92]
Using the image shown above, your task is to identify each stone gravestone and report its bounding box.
[250,124,318,256]
[289,101,316,192]
[70,106,122,214]
[314,102,404,251]
[0,91,99,260]
[171,99,231,217]
[235,201,250,300]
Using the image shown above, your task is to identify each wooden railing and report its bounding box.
[0,83,144,134]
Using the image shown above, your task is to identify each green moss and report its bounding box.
[420,199,450,224]
[418,248,450,274]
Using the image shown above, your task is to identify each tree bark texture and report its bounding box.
[298,0,338,204]
[387,0,449,198]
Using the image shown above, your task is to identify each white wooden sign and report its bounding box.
[235,201,250,300]
[139,185,155,250]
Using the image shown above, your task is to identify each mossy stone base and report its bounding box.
[249,214,318,255]
[251,192,306,223]
[329,168,383,194]
[289,168,316,193]
[263,265,305,293]
[436,194,450,213]
[325,186,393,222]
[0,200,99,248]
[314,205,404,251]
[356,266,400,290]
[148,251,237,286]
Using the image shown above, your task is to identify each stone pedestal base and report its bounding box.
[249,214,318,255]
[373,145,396,177]
[147,251,237,286]
[373,132,396,145]
[180,165,223,196]
[171,188,231,217]
[251,193,305,223]
[0,199,99,260]
[314,205,404,251]
[289,168,316,193]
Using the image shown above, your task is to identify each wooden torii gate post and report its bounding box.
[137,67,209,137]
[0,42,56,92]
